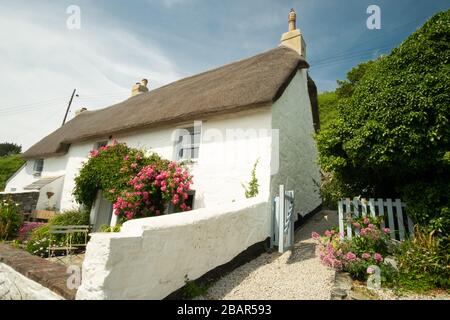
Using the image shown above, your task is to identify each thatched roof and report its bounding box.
[22,46,314,159]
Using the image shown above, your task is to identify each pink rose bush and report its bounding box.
[113,162,192,221]
[312,215,394,281]
[74,141,194,223]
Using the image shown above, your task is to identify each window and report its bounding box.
[168,190,196,213]
[33,159,44,175]
[175,126,201,161]
[94,141,108,150]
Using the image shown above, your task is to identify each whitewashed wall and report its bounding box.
[0,263,64,300]
[76,197,270,300]
[35,176,65,210]
[270,69,322,217]
[4,162,34,192]
[8,108,273,212]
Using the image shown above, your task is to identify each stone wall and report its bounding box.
[0,244,76,300]
[0,191,39,213]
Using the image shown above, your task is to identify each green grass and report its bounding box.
[318,91,339,130]
[0,155,25,191]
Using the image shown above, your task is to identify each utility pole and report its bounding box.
[62,89,77,126]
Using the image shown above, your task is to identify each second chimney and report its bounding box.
[280,9,306,59]
[131,78,149,97]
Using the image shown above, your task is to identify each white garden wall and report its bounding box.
[76,197,270,300]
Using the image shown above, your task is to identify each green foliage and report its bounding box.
[50,209,90,226]
[316,10,450,230]
[73,142,168,209]
[183,275,209,299]
[394,227,450,291]
[99,224,122,233]
[0,155,25,191]
[335,60,377,98]
[318,91,339,131]
[0,198,23,240]
[26,225,50,257]
[242,159,259,199]
[26,209,90,257]
[0,142,21,157]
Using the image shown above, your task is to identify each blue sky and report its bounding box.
[0,0,449,149]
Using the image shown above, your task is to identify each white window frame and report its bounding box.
[173,122,202,162]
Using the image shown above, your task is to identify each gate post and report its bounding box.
[278,184,285,253]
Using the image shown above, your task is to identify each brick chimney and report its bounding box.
[131,78,149,97]
[280,9,306,59]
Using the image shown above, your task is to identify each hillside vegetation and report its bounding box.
[0,155,25,191]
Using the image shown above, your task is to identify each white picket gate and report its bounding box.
[271,185,295,253]
[338,198,415,241]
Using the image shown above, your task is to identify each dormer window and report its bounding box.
[33,159,44,175]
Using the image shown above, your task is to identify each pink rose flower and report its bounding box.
[367,267,375,274]
[362,253,371,259]
[383,228,390,234]
[374,253,383,263]
[345,252,357,261]
[311,232,320,240]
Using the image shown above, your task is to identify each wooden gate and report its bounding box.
[338,198,414,241]
[272,185,295,253]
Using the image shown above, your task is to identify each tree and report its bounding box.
[0,142,22,157]
[335,60,377,98]
[316,10,450,232]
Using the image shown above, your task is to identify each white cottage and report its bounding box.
[5,10,322,229]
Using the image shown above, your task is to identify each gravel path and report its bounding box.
[203,211,338,300]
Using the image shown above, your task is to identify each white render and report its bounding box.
[6,107,275,212]
[0,263,64,300]
[76,197,270,300]
[270,69,321,216]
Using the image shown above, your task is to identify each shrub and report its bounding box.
[50,209,90,226]
[26,225,50,257]
[26,209,90,257]
[74,141,193,223]
[0,198,23,240]
[316,10,450,229]
[394,227,450,291]
[312,218,394,283]
[17,221,46,241]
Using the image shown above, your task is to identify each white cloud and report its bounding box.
[0,2,181,150]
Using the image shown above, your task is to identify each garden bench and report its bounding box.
[48,225,91,263]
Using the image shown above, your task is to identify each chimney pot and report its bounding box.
[131,78,149,97]
[280,8,306,59]
[75,107,87,116]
